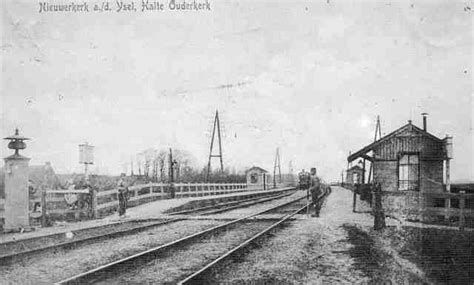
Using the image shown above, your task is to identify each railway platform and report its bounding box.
[0,187,294,244]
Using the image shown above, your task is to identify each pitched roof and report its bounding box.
[245,166,268,173]
[347,165,364,172]
[348,122,443,162]
[0,162,61,197]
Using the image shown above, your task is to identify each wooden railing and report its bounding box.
[0,183,250,224]
[381,190,474,230]
[96,182,248,215]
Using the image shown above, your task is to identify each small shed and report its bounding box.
[346,164,365,185]
[246,166,269,190]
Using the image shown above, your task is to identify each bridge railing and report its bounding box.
[0,182,250,225]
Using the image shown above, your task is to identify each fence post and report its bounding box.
[41,188,47,227]
[373,183,386,230]
[90,188,98,219]
[459,191,465,231]
[352,185,357,213]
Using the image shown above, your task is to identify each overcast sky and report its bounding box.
[1,0,472,182]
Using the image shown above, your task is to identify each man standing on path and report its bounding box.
[309,167,322,217]
[117,174,129,218]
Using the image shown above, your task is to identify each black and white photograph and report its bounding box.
[0,0,473,283]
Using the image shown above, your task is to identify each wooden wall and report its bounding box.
[374,134,444,160]
[373,128,445,193]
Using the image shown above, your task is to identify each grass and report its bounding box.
[377,226,474,284]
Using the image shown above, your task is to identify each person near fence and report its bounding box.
[308,167,322,217]
[117,175,129,218]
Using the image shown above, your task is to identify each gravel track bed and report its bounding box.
[265,199,309,215]
[99,220,277,284]
[0,219,170,258]
[211,219,366,284]
[0,220,222,284]
[197,193,293,215]
[207,191,306,218]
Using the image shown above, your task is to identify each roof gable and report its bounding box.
[246,166,268,173]
[347,165,364,172]
[348,122,443,162]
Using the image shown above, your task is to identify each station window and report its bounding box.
[398,154,419,191]
[352,173,359,184]
[250,173,258,184]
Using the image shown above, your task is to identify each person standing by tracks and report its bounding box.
[117,174,129,218]
[308,167,322,217]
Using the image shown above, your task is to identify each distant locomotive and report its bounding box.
[297,170,311,190]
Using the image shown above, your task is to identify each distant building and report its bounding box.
[245,166,270,190]
[346,164,365,185]
[1,162,61,198]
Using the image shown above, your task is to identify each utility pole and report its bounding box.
[273,147,281,188]
[168,148,177,198]
[367,115,382,183]
[169,148,176,183]
[289,160,294,185]
[207,110,224,181]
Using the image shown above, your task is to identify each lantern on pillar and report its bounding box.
[3,128,31,232]
[4,128,30,157]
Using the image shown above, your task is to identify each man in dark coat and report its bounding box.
[308,167,322,217]
[117,175,129,217]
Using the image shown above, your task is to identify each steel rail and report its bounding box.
[168,188,295,215]
[55,194,307,285]
[0,218,183,264]
[178,187,332,284]
[178,203,309,284]
[198,192,295,215]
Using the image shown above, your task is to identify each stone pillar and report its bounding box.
[3,155,31,232]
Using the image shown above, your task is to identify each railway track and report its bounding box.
[179,188,331,284]
[0,189,295,264]
[177,191,295,216]
[55,193,323,284]
[0,218,182,264]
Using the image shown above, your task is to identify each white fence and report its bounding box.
[0,183,251,222]
[96,182,248,212]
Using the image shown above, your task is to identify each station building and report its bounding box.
[246,166,270,190]
[347,115,453,219]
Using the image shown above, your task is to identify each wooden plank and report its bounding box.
[98,189,117,197]
[97,201,118,210]
[42,197,65,203]
[129,192,165,202]
[46,189,89,194]
[47,209,88,215]
[423,207,474,218]
[382,191,474,199]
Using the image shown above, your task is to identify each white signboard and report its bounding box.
[79,143,94,164]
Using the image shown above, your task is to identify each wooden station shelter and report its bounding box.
[347,114,453,195]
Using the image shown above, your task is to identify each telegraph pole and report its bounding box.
[273,147,281,188]
[367,115,382,183]
[207,110,224,181]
